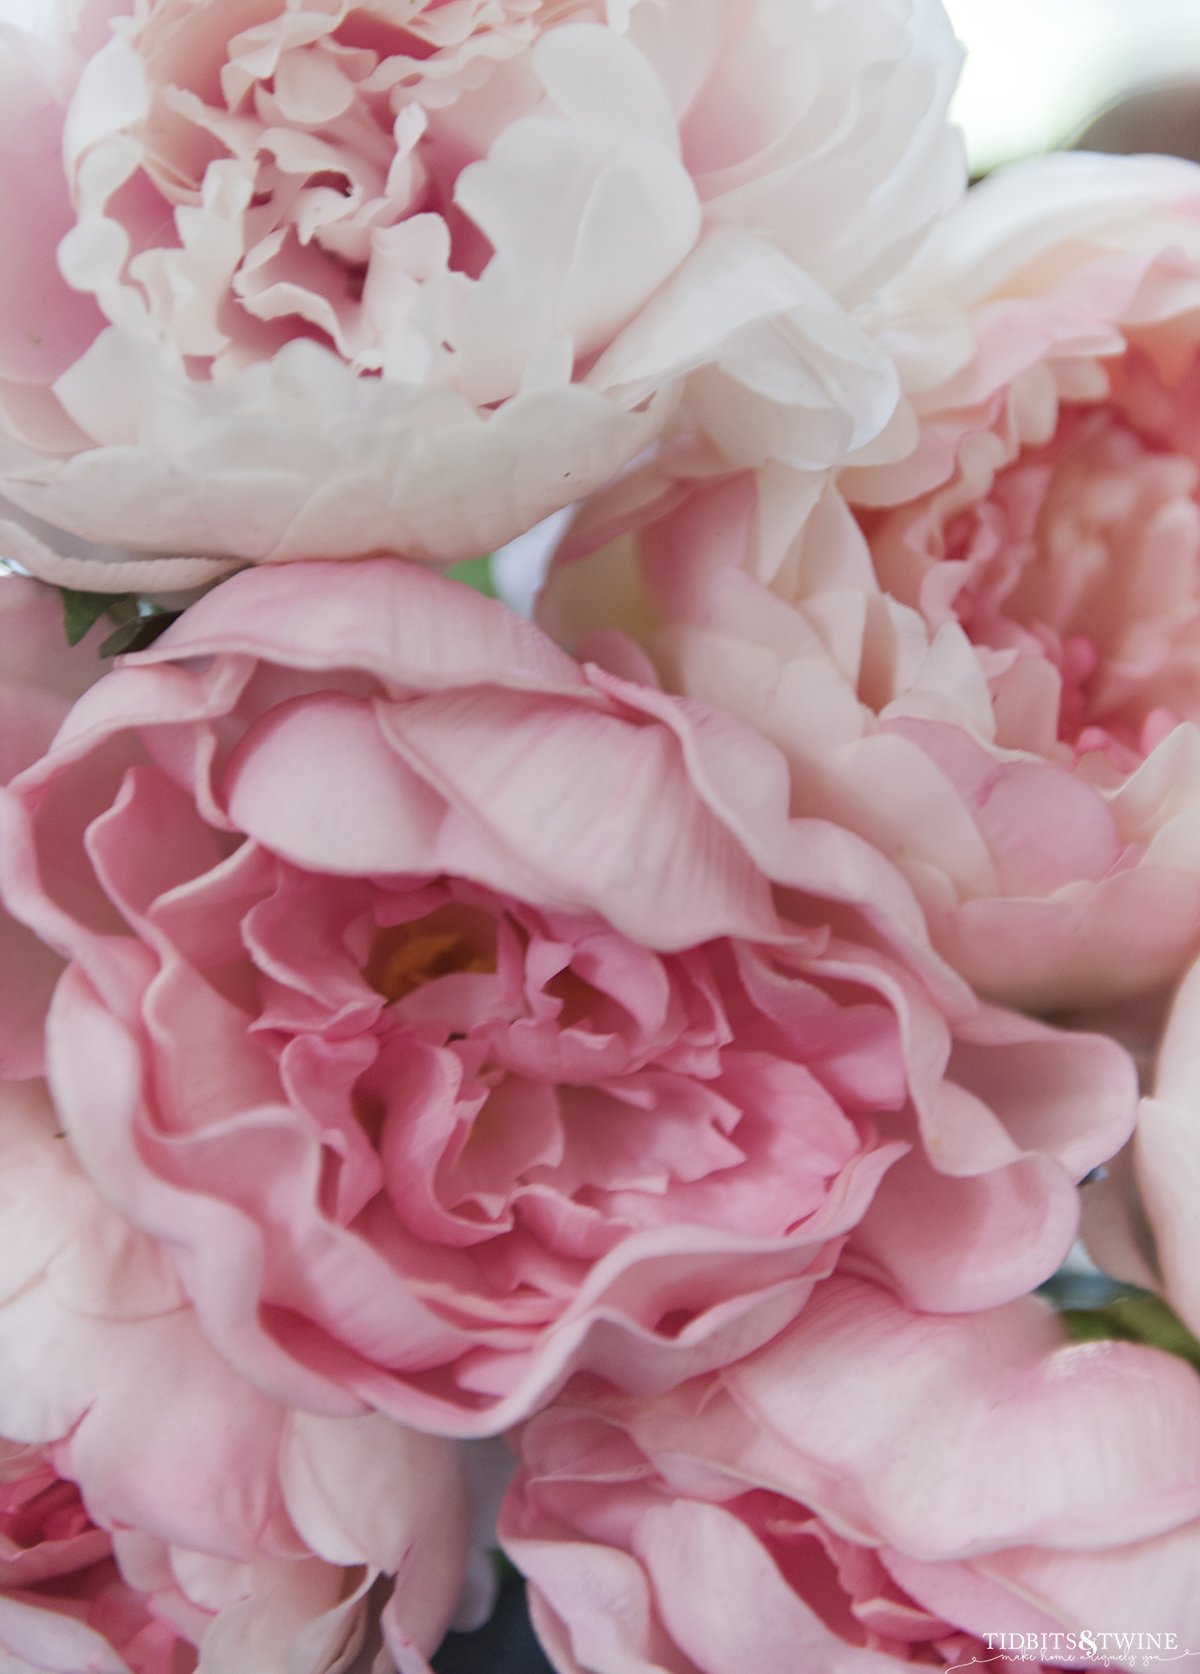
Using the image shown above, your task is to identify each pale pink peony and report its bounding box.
[0,1074,471,1674]
[0,558,1134,1434]
[0,1438,191,1674]
[539,152,1200,1011]
[0,0,962,586]
[502,1275,1200,1674]
[0,574,107,1076]
[1125,952,1200,1345]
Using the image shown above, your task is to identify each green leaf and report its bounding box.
[60,589,132,647]
[1059,1288,1200,1372]
[1060,1309,1124,1346]
[446,555,499,600]
[491,1550,519,1584]
[98,610,178,660]
[97,619,146,658]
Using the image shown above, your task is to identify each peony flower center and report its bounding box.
[940,391,1200,766]
[69,0,617,383]
[368,921,496,1003]
[0,1469,92,1549]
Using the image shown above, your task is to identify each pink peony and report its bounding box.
[0,558,1134,1433]
[0,0,962,586]
[0,1075,471,1674]
[0,1439,191,1674]
[539,152,1200,1011]
[1127,952,1200,1343]
[0,574,106,1075]
[503,1276,1200,1673]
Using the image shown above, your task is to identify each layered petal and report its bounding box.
[0,557,1134,1437]
[503,1277,1200,1673]
[0,0,963,577]
[0,574,106,1074]
[539,153,1200,1009]
[0,1075,470,1673]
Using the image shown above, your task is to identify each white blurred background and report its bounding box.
[945,0,1200,171]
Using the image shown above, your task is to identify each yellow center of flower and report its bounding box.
[370,926,495,1003]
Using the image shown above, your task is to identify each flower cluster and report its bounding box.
[1,3,1200,1672]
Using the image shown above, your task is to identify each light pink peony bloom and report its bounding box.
[0,1075,471,1674]
[1129,953,1200,1344]
[0,559,1134,1432]
[0,1438,191,1674]
[0,0,962,587]
[502,1276,1200,1674]
[0,574,106,1075]
[540,152,1200,1011]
